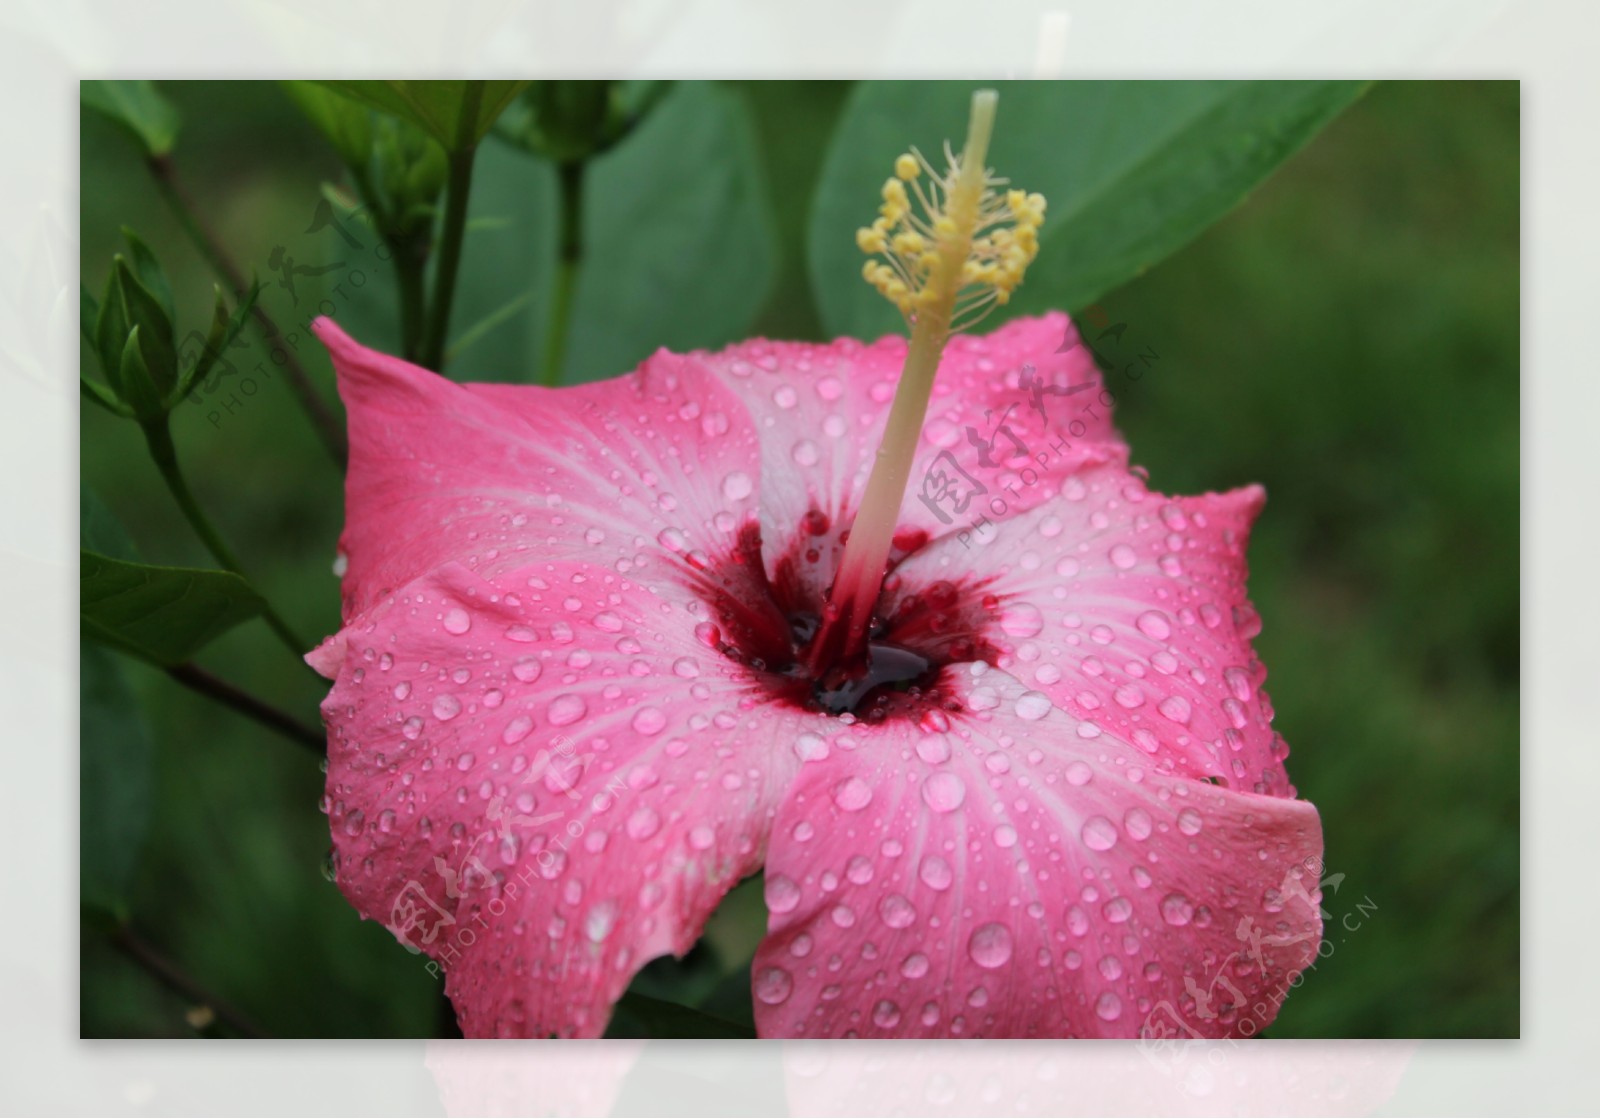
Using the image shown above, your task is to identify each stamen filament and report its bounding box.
[810,90,1003,674]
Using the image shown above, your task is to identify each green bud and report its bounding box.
[98,256,177,405]
[118,326,166,424]
[120,227,175,323]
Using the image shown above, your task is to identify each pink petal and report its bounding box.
[317,557,810,1037]
[888,459,1290,794]
[692,312,1125,604]
[312,318,767,623]
[753,665,1321,1038]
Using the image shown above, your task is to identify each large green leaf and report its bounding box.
[561,81,776,382]
[809,80,1368,340]
[318,80,529,151]
[282,80,374,169]
[81,80,179,157]
[81,640,154,915]
[81,551,266,666]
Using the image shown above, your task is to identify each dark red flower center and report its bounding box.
[687,515,1000,723]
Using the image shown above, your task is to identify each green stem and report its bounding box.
[349,167,427,363]
[142,420,310,660]
[394,232,428,362]
[166,663,325,754]
[147,155,348,468]
[418,84,485,372]
[541,159,586,386]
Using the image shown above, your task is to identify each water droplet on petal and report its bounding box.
[584,900,619,943]
[794,732,830,762]
[1000,602,1044,638]
[1123,807,1153,840]
[432,693,462,720]
[766,875,801,914]
[1177,808,1203,836]
[919,855,954,891]
[631,707,666,735]
[722,472,754,502]
[921,772,967,813]
[1095,991,1123,1021]
[1082,815,1119,851]
[1161,892,1194,926]
[1015,691,1052,721]
[548,694,587,726]
[833,777,873,811]
[755,967,793,1005]
[879,893,917,929]
[967,922,1014,969]
[626,807,661,840]
[442,607,471,635]
[1157,695,1193,725]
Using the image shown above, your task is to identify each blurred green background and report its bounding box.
[79,80,1518,1039]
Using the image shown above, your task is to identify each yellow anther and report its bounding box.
[891,231,925,255]
[854,94,1045,329]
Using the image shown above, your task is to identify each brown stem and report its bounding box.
[112,924,267,1038]
[166,663,325,755]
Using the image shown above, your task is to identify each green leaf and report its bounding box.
[318,80,529,151]
[116,327,165,424]
[808,80,1368,339]
[81,550,266,666]
[560,81,777,383]
[80,642,154,914]
[174,280,260,405]
[603,990,756,1039]
[119,227,174,323]
[80,376,129,417]
[80,485,139,561]
[81,80,179,158]
[282,80,375,169]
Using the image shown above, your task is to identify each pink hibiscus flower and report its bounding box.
[307,91,1321,1039]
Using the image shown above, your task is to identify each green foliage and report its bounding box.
[282,81,374,169]
[561,81,776,382]
[81,79,179,157]
[81,550,267,666]
[336,82,775,385]
[317,80,529,151]
[809,80,1368,339]
[80,642,154,915]
[495,80,670,163]
[84,229,258,420]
